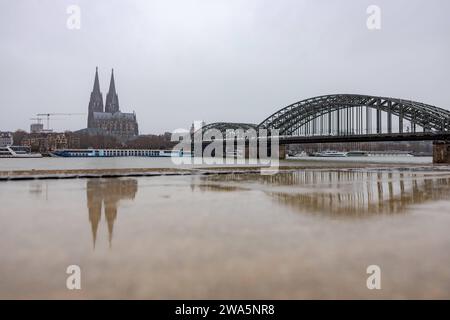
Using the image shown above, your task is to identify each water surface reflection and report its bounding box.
[1,169,450,299]
[66,171,450,249]
[196,171,450,217]
[86,179,137,247]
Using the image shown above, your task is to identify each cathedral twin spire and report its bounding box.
[87,66,138,137]
[89,67,120,114]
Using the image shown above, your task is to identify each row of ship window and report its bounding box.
[102,150,160,156]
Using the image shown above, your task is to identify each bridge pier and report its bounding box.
[278,145,286,160]
[243,144,286,160]
[433,141,450,164]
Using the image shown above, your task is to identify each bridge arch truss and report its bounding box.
[258,94,450,136]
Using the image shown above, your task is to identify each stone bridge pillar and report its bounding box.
[433,141,450,164]
[278,145,286,160]
[243,144,286,160]
[264,143,286,160]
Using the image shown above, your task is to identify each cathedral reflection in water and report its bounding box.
[83,171,450,248]
[86,178,138,248]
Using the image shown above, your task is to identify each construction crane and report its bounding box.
[36,113,86,131]
[30,117,43,124]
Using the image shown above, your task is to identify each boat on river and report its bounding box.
[0,146,43,158]
[346,151,369,157]
[310,151,347,157]
[50,148,190,158]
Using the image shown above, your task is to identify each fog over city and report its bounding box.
[1,0,449,134]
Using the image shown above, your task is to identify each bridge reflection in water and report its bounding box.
[196,171,450,217]
[82,172,450,247]
[86,178,138,248]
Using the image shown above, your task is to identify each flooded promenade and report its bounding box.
[1,158,450,299]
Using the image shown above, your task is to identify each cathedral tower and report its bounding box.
[87,67,104,128]
[105,69,120,113]
[85,67,138,139]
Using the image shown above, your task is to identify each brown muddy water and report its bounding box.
[1,169,450,299]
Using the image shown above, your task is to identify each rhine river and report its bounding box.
[0,155,434,171]
[1,157,450,299]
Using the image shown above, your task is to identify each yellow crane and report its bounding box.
[36,113,85,131]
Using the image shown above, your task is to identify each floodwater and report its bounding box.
[1,170,450,299]
[289,155,432,164]
[0,157,188,171]
[0,155,432,171]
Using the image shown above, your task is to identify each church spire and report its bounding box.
[109,68,116,94]
[87,66,104,128]
[105,68,120,113]
[93,66,101,93]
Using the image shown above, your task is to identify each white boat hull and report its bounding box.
[0,146,43,158]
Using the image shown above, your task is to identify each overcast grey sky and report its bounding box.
[0,0,449,133]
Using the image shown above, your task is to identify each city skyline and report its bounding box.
[1,0,450,134]
[2,1,450,303]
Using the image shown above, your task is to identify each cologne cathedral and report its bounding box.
[86,67,139,140]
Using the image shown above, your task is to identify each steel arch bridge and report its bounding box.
[201,122,258,133]
[259,94,450,136]
[202,94,450,143]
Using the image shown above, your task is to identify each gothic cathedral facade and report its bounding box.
[87,67,139,140]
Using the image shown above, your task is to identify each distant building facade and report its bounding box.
[0,132,13,147]
[21,132,80,153]
[30,123,44,133]
[87,67,139,140]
